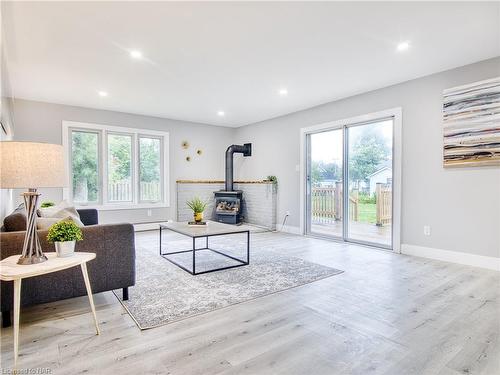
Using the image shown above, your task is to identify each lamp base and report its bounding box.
[17,189,47,265]
[17,255,48,265]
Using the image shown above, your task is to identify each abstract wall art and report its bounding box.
[443,77,500,167]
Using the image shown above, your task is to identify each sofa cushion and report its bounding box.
[3,205,27,232]
[38,201,84,227]
[77,209,98,226]
[36,217,60,230]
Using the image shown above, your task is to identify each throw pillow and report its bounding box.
[37,216,81,230]
[38,200,70,217]
[3,204,27,232]
[38,201,84,227]
[36,217,60,230]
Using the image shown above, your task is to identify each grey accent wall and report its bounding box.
[10,99,234,224]
[234,57,500,258]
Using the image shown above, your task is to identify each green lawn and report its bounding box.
[358,202,376,224]
[311,196,377,224]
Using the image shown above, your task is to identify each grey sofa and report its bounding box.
[0,208,135,327]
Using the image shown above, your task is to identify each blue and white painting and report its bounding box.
[443,77,500,167]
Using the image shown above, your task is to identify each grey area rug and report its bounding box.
[114,232,343,330]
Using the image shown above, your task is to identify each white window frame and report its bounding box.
[105,131,135,204]
[137,134,164,203]
[68,128,102,206]
[62,121,170,210]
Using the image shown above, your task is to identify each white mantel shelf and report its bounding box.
[176,180,274,184]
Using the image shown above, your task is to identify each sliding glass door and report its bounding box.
[306,129,343,238]
[346,119,393,247]
[306,118,394,249]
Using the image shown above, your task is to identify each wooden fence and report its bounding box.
[375,183,392,226]
[311,182,358,222]
[108,181,132,202]
[140,181,161,201]
[311,187,336,223]
[311,182,391,226]
[108,181,160,202]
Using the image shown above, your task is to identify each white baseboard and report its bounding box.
[278,224,302,235]
[401,244,500,272]
[133,221,168,232]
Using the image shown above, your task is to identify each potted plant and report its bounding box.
[186,197,208,223]
[47,220,83,257]
[266,175,278,184]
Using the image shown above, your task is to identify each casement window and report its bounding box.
[62,121,169,209]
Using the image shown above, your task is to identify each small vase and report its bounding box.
[194,212,203,223]
[55,241,76,257]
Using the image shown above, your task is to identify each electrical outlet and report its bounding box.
[147,209,152,217]
[423,225,431,236]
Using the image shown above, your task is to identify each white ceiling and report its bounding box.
[3,2,499,127]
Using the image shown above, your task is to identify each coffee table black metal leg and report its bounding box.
[192,237,196,275]
[159,225,162,255]
[247,231,250,265]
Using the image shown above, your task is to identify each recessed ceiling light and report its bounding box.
[279,88,288,96]
[217,111,225,117]
[98,91,108,97]
[397,41,410,52]
[130,50,143,59]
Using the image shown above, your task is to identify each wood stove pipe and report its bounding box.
[225,143,252,191]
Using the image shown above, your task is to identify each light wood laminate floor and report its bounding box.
[1,231,499,374]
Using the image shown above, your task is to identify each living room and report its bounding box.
[1,1,499,374]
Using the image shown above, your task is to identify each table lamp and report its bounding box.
[0,141,65,264]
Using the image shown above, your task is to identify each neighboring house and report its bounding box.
[368,166,392,195]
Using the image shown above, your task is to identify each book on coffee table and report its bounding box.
[188,221,207,226]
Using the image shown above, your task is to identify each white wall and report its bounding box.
[9,99,234,224]
[0,95,14,221]
[234,57,500,259]
[0,21,15,221]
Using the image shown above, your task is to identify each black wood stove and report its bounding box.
[214,143,252,225]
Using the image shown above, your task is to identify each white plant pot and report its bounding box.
[54,241,76,257]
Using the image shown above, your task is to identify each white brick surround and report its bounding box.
[176,181,277,230]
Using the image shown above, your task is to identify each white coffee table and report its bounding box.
[0,252,100,367]
[159,221,250,275]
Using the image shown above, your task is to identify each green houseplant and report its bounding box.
[47,220,83,257]
[266,175,278,184]
[186,197,208,222]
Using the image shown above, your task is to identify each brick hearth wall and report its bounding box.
[176,181,277,230]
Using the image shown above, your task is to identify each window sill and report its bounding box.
[75,203,170,211]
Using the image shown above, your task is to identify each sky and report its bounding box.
[310,119,393,164]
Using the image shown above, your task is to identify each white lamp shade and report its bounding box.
[0,141,66,188]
